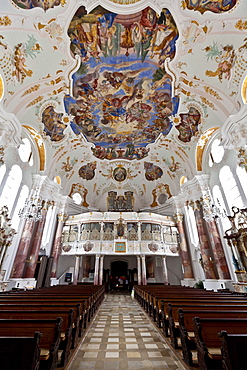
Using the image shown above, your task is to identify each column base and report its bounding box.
[203,279,233,291]
[0,282,8,292]
[50,278,60,286]
[8,278,36,291]
[181,279,196,287]
[147,278,156,283]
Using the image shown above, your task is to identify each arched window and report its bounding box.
[180,176,187,186]
[0,165,22,213]
[54,176,61,185]
[18,138,33,166]
[212,185,231,229]
[219,166,244,210]
[236,166,247,200]
[0,164,6,187]
[185,205,199,247]
[72,193,82,205]
[209,138,224,167]
[11,184,29,229]
[41,205,54,248]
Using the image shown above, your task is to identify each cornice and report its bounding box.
[221,104,247,150]
[0,103,22,147]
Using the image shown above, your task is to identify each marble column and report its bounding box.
[174,213,194,279]
[50,213,67,279]
[162,256,169,285]
[141,255,147,285]
[137,256,142,285]
[78,256,84,281]
[73,256,80,285]
[99,255,104,285]
[236,236,247,271]
[11,219,36,278]
[94,255,100,285]
[193,201,217,279]
[24,207,48,278]
[204,216,231,279]
[82,255,91,280]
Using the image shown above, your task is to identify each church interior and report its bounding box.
[0,0,247,369]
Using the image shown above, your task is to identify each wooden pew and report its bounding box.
[218,331,247,370]
[0,317,62,370]
[0,302,81,348]
[0,332,41,370]
[0,309,73,368]
[0,296,88,330]
[161,298,247,336]
[178,308,247,366]
[167,302,247,346]
[194,317,247,370]
[0,285,105,369]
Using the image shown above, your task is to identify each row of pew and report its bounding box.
[134,284,247,370]
[0,284,105,370]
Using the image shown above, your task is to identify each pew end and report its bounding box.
[219,331,247,370]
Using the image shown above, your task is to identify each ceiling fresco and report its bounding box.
[64,6,179,160]
[0,0,246,212]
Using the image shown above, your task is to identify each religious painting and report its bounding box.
[62,245,72,252]
[176,106,201,143]
[78,162,96,180]
[116,217,125,237]
[11,36,41,84]
[12,0,66,11]
[148,242,159,253]
[183,0,237,14]
[115,241,126,253]
[146,256,155,278]
[204,43,235,82]
[83,241,94,252]
[113,166,127,182]
[144,162,163,181]
[64,6,179,160]
[42,106,67,142]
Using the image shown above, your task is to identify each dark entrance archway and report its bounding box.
[110,260,128,290]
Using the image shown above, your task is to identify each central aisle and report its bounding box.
[68,292,186,370]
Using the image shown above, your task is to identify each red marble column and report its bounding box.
[50,213,67,278]
[73,256,80,285]
[24,209,48,278]
[205,217,231,279]
[137,256,142,285]
[94,255,100,285]
[82,255,91,279]
[141,255,147,285]
[11,219,35,278]
[162,256,169,285]
[99,255,104,285]
[174,214,194,279]
[194,202,217,279]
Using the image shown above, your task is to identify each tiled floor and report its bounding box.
[68,292,187,370]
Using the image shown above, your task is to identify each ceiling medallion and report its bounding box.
[65,6,179,160]
[113,166,127,182]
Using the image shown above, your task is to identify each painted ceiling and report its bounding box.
[0,0,246,212]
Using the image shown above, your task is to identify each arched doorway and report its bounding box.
[110,260,128,291]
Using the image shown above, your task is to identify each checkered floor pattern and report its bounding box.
[68,292,186,370]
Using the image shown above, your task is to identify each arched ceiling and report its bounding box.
[0,0,246,212]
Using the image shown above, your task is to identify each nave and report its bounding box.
[68,292,186,370]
